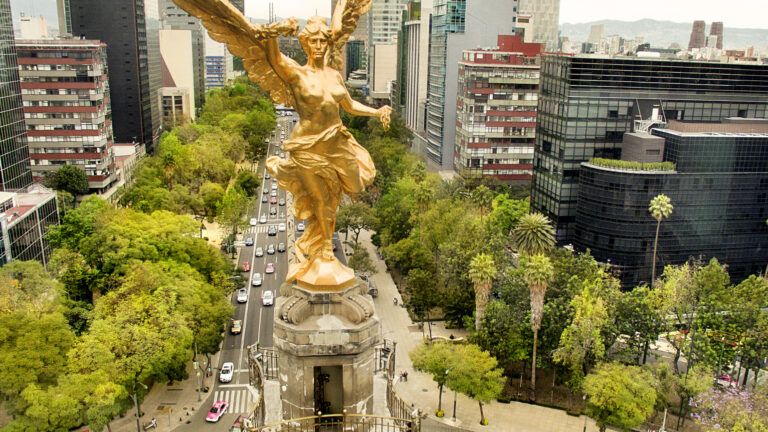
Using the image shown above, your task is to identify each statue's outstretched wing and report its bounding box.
[172,0,297,107]
[329,0,372,72]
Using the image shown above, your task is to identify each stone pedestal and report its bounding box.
[274,279,380,420]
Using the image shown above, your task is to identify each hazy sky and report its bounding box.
[9,0,768,30]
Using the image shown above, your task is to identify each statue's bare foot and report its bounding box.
[320,241,335,260]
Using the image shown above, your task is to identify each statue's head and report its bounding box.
[298,16,332,62]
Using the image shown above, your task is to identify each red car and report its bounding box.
[206,400,228,422]
[265,263,275,274]
[270,196,277,204]
[241,261,251,272]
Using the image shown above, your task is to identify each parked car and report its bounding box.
[241,262,250,272]
[249,218,258,226]
[277,242,286,253]
[255,247,264,257]
[252,272,262,286]
[268,225,277,236]
[230,320,242,335]
[265,263,275,274]
[262,290,274,306]
[266,244,276,255]
[206,400,228,422]
[236,288,248,303]
[219,362,234,383]
[278,223,286,232]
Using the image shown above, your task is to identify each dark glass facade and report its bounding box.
[69,0,161,151]
[0,0,33,191]
[531,55,768,241]
[574,132,768,287]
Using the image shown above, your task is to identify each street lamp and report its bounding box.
[130,381,148,432]
[583,394,588,432]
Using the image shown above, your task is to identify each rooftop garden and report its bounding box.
[588,157,676,172]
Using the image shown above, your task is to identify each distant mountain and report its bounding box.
[560,19,768,51]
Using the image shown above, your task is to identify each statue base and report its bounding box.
[274,278,380,420]
[293,256,356,292]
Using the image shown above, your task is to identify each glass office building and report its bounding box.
[574,122,768,286]
[0,186,59,267]
[531,55,768,241]
[0,0,33,191]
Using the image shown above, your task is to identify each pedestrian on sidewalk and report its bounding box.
[401,371,408,382]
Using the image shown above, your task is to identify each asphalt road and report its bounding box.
[178,116,296,431]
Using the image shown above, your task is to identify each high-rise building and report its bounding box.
[160,87,193,129]
[159,28,198,120]
[16,39,118,194]
[0,185,59,267]
[18,15,49,39]
[454,35,541,183]
[159,0,205,114]
[530,55,768,241]
[56,0,72,37]
[517,0,559,51]
[400,0,432,133]
[69,0,162,152]
[367,0,409,104]
[0,0,33,191]
[688,20,706,49]
[710,21,724,50]
[575,120,768,286]
[205,35,233,90]
[422,0,517,169]
[587,24,604,45]
[346,40,366,79]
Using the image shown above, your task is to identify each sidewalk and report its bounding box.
[107,352,220,432]
[359,230,602,432]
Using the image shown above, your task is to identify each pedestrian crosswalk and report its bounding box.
[249,225,270,234]
[213,387,257,414]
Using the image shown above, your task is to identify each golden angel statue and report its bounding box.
[172,0,390,290]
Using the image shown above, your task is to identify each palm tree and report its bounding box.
[512,213,555,256]
[521,254,554,391]
[649,194,673,286]
[469,253,497,330]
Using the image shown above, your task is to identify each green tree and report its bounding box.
[44,164,90,197]
[336,201,377,248]
[554,278,610,390]
[649,194,673,285]
[521,254,554,390]
[512,212,555,256]
[348,245,377,276]
[473,300,530,367]
[219,187,251,241]
[675,364,713,428]
[406,268,441,337]
[447,344,505,425]
[583,362,658,432]
[487,194,529,235]
[234,170,261,196]
[410,342,455,415]
[614,286,665,364]
[470,185,495,221]
[468,253,497,330]
[199,181,226,220]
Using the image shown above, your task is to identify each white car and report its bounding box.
[271,183,278,190]
[236,288,248,303]
[249,218,257,226]
[255,247,264,257]
[297,222,305,232]
[262,290,274,306]
[252,272,262,286]
[219,362,234,383]
[259,215,267,224]
[278,223,286,232]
